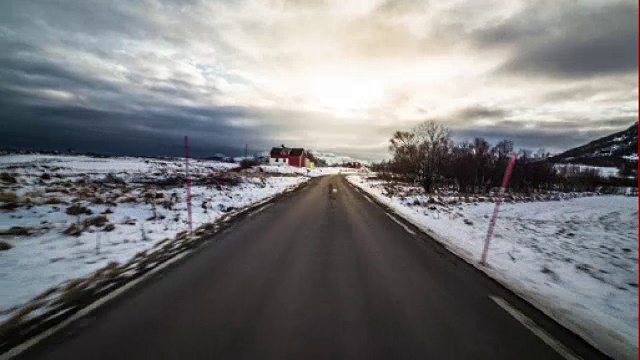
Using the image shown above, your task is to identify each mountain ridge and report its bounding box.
[550,122,638,167]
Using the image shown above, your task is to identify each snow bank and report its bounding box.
[347,175,638,360]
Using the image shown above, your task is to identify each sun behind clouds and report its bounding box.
[307,74,385,116]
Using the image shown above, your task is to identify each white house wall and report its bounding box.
[269,157,289,166]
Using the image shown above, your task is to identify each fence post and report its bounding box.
[185,136,193,234]
[480,153,517,265]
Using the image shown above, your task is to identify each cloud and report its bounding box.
[452,106,509,120]
[0,0,636,160]
[478,1,639,78]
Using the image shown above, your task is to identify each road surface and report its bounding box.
[19,175,607,359]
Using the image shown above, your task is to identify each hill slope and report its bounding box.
[551,122,638,167]
[312,151,370,166]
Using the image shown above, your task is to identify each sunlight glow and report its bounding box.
[307,75,385,116]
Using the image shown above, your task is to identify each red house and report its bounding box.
[269,146,309,167]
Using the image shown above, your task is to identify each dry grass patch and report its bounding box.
[0,226,32,236]
[84,215,108,227]
[118,196,137,204]
[64,215,110,236]
[63,223,84,236]
[0,202,19,211]
[44,197,68,205]
[0,191,17,203]
[65,204,92,216]
[0,172,17,184]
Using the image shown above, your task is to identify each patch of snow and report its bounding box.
[0,155,308,320]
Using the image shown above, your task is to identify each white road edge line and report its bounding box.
[489,296,582,360]
[249,203,272,216]
[351,180,416,236]
[385,213,416,235]
[0,249,194,360]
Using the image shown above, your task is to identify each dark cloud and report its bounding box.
[0,100,262,157]
[0,54,121,96]
[452,106,509,120]
[0,81,373,158]
[0,1,152,42]
[478,1,639,78]
[539,86,607,103]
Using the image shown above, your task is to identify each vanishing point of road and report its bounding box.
[18,175,608,360]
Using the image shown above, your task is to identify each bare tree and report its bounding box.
[471,137,491,192]
[384,122,621,195]
[414,121,451,193]
[443,141,475,193]
[492,139,514,160]
[534,148,550,159]
[388,131,421,182]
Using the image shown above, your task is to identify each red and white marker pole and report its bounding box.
[480,153,517,266]
[185,136,193,234]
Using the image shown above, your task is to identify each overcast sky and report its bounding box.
[0,0,637,159]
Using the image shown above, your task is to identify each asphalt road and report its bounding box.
[19,175,608,359]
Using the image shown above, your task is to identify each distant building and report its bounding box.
[269,145,313,168]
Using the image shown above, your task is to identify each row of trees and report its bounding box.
[373,121,636,194]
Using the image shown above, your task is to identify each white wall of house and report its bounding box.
[269,157,289,166]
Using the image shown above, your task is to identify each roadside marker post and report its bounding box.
[480,153,517,266]
[185,136,193,234]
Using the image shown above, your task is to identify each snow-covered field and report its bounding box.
[347,175,638,360]
[0,154,239,175]
[0,155,309,320]
[554,163,621,178]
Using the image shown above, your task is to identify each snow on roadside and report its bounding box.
[241,165,363,177]
[347,175,638,360]
[0,155,307,320]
